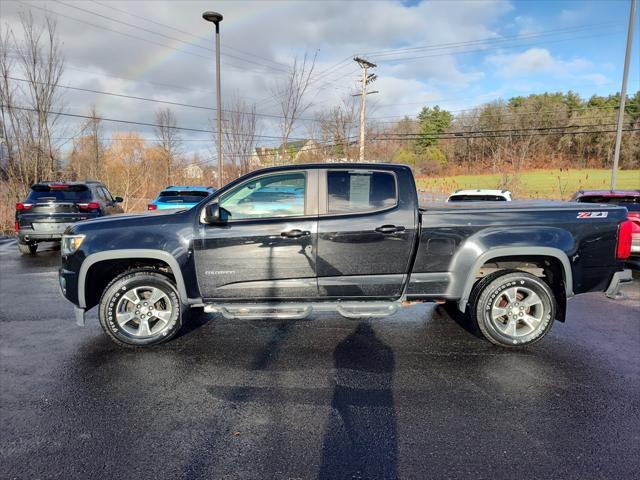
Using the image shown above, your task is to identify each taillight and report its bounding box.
[16,203,33,211]
[148,204,157,211]
[78,202,100,211]
[14,221,19,232]
[617,220,633,260]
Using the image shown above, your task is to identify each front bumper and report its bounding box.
[605,269,633,299]
[58,267,86,326]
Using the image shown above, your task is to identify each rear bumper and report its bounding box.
[605,269,633,299]
[19,231,64,242]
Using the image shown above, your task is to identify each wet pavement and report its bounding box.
[1,239,639,479]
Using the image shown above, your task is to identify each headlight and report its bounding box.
[61,234,85,256]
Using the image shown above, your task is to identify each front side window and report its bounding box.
[327,170,397,214]
[219,172,306,220]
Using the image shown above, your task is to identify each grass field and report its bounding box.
[416,169,640,200]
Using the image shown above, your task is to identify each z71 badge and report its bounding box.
[577,211,608,218]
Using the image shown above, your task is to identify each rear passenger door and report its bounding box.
[317,168,417,299]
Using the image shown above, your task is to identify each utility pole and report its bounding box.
[611,0,636,190]
[353,57,378,161]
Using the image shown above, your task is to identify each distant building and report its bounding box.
[253,139,321,165]
[183,163,203,179]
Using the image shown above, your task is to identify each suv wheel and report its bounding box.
[18,242,37,255]
[99,270,182,347]
[469,270,555,348]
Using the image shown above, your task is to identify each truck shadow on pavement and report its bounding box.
[318,322,398,480]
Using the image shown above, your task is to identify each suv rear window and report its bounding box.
[448,195,507,202]
[157,190,210,203]
[577,195,639,204]
[26,184,92,202]
[327,170,397,214]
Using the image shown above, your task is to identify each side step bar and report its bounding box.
[203,301,399,320]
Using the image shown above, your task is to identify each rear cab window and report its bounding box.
[326,170,397,214]
[26,184,92,203]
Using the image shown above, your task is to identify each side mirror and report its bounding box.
[114,196,123,203]
[204,202,229,224]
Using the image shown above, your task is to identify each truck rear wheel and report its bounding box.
[99,270,182,347]
[469,270,555,348]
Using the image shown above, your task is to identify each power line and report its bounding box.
[361,21,623,58]
[2,105,309,140]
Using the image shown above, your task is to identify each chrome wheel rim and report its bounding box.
[489,286,544,338]
[115,286,173,338]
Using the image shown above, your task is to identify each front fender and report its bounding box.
[77,249,197,308]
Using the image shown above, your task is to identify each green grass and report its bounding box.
[416,169,640,199]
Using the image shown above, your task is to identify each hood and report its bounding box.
[67,208,190,234]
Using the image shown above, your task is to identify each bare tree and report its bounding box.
[69,105,104,180]
[153,108,181,185]
[222,97,260,177]
[0,12,64,198]
[317,95,358,161]
[272,52,317,165]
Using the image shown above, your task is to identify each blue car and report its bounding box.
[148,186,215,211]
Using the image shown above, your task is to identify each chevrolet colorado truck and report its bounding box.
[58,164,634,348]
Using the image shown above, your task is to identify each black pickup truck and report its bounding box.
[58,164,633,348]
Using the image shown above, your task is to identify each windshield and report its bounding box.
[157,190,210,203]
[26,185,92,202]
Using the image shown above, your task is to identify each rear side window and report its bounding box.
[327,170,397,214]
[26,185,92,202]
[157,190,211,203]
[448,195,507,202]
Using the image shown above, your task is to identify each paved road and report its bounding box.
[1,239,639,480]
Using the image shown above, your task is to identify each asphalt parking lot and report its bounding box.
[1,238,639,480]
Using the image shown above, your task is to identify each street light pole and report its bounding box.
[611,0,636,190]
[203,11,224,188]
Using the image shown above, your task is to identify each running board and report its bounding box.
[203,301,399,320]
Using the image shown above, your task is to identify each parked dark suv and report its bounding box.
[15,181,123,255]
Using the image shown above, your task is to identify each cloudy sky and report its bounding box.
[2,0,638,156]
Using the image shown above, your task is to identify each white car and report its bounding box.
[447,189,512,202]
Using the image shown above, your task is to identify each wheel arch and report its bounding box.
[457,247,573,315]
[79,249,191,309]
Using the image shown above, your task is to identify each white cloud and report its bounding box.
[487,48,592,77]
[581,73,611,86]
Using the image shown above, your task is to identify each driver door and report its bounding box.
[195,169,319,300]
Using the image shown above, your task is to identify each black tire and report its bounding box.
[469,270,556,348]
[99,269,182,347]
[17,242,37,255]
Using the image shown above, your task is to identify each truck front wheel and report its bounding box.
[469,270,556,348]
[99,270,182,347]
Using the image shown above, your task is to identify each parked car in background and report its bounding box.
[447,189,512,202]
[15,181,123,255]
[571,189,640,270]
[148,186,215,211]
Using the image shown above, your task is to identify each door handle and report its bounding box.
[375,225,405,234]
[281,229,310,238]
